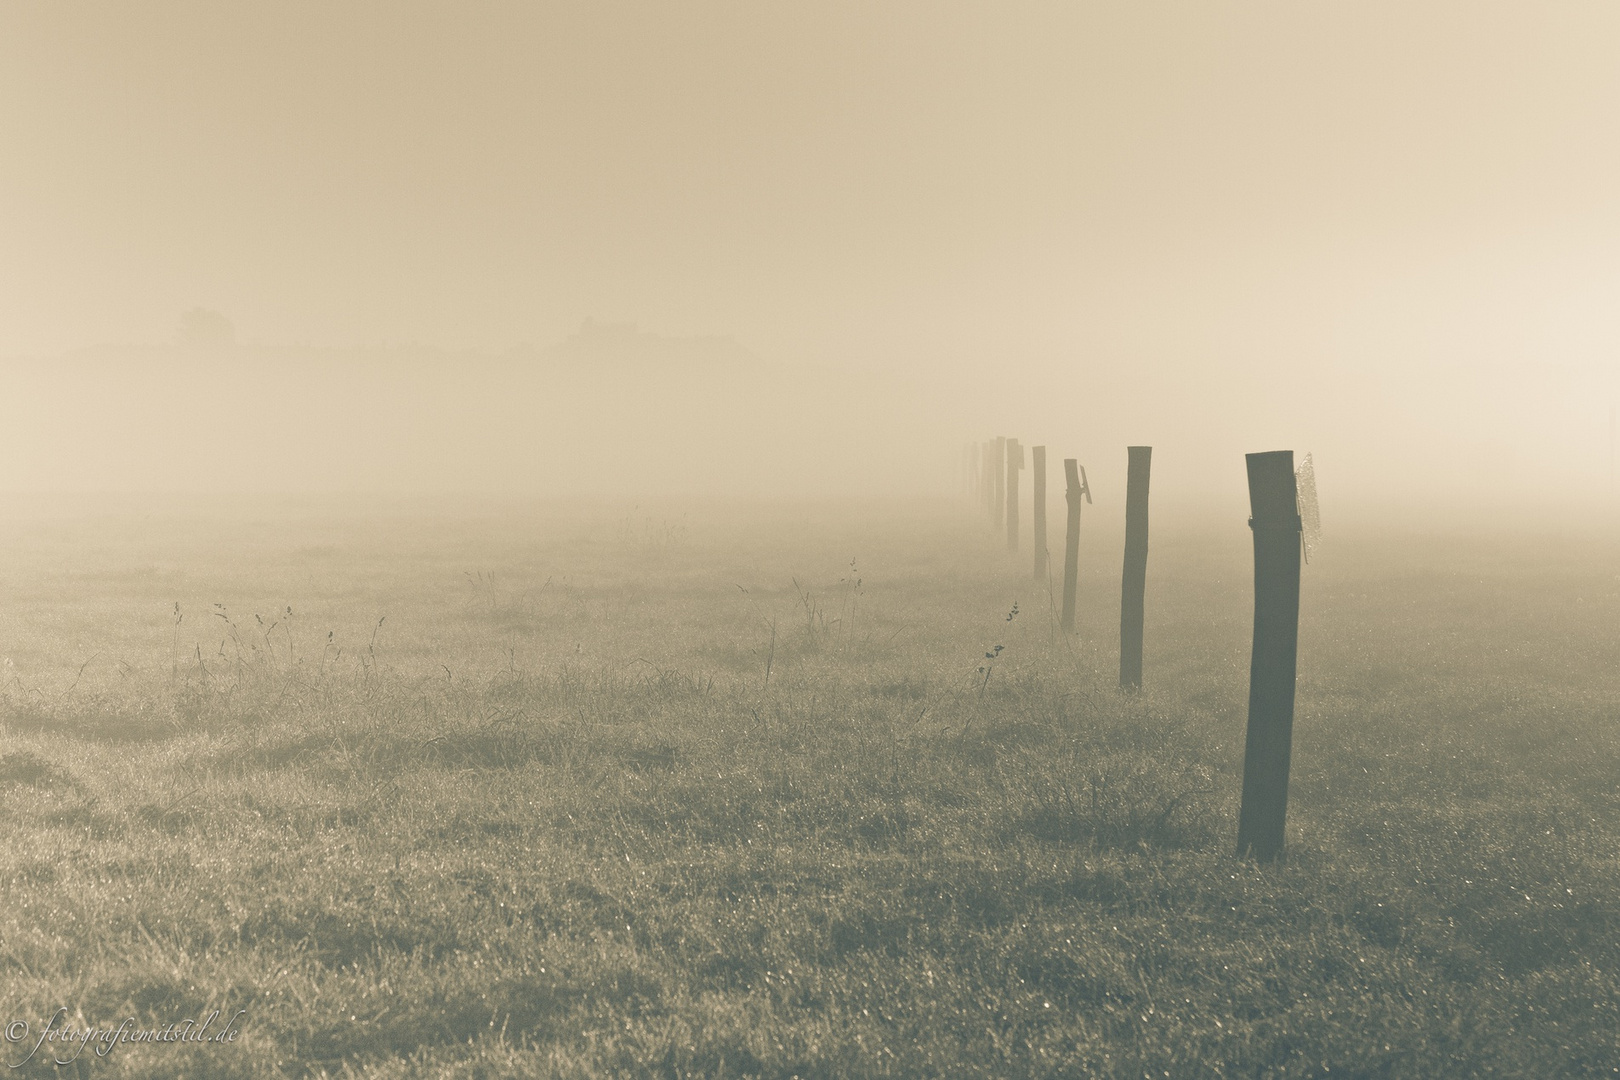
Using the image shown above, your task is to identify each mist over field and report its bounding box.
[3,3,1620,1077]
[2,318,1612,526]
[5,3,1620,518]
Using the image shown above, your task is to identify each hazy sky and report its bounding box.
[3,3,1620,507]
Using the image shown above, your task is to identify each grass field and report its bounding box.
[0,496,1617,1078]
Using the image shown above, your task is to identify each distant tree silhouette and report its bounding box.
[177,308,235,349]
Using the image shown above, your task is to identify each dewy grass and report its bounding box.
[0,500,1615,1077]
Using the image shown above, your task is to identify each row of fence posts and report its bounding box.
[967,437,1142,689]
[964,438,1302,863]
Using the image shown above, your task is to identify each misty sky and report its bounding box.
[3,3,1620,508]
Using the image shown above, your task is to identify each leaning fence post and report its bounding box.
[1236,450,1303,863]
[1032,446,1047,580]
[1060,459,1090,632]
[1006,438,1023,552]
[1119,446,1152,689]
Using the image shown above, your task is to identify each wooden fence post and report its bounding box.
[993,437,1007,527]
[1236,450,1303,863]
[1006,438,1023,552]
[1032,446,1047,580]
[1119,446,1152,689]
[1060,459,1089,632]
[981,441,995,518]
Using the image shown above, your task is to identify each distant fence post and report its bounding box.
[1006,438,1023,552]
[981,441,995,518]
[1060,459,1089,631]
[1236,450,1303,863]
[993,437,1007,527]
[1032,446,1047,580]
[1119,446,1152,689]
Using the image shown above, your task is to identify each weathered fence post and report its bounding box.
[1060,459,1089,632]
[1236,450,1303,863]
[1032,446,1047,580]
[993,437,1007,527]
[1006,438,1023,552]
[981,441,995,518]
[1119,446,1152,689]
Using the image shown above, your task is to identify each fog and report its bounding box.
[3,3,1618,521]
